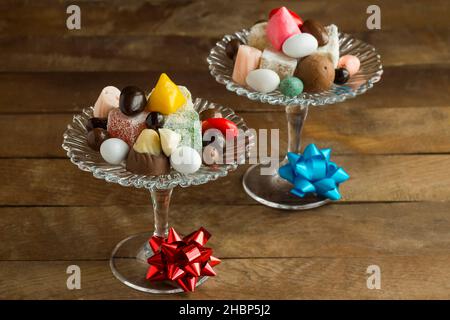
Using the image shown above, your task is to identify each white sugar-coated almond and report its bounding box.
[282,33,318,59]
[245,69,280,94]
[170,146,201,174]
[100,138,129,165]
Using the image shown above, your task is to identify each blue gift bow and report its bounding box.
[278,144,350,200]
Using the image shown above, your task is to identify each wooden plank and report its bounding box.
[1,256,449,299]
[0,66,448,114]
[1,202,449,261]
[0,30,447,72]
[2,105,450,158]
[1,155,450,206]
[0,0,447,37]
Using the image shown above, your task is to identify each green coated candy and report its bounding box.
[279,76,304,97]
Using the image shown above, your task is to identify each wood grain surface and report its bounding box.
[0,0,449,300]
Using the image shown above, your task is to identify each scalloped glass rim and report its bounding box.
[207,29,383,107]
[62,98,255,190]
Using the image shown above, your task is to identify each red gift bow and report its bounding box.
[146,227,221,292]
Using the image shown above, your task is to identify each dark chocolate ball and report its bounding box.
[119,86,147,116]
[87,128,110,151]
[225,39,242,60]
[334,68,350,85]
[86,117,107,131]
[145,112,165,130]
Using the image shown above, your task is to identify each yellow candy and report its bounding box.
[147,73,186,115]
[133,129,161,155]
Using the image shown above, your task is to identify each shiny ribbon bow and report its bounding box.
[278,144,350,200]
[146,227,221,292]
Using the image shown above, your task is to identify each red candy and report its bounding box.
[269,7,303,27]
[202,118,239,138]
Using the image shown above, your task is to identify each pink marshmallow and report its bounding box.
[338,55,361,76]
[93,86,120,118]
[232,45,262,85]
[266,7,301,51]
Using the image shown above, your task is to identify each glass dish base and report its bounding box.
[110,232,208,294]
[243,162,330,210]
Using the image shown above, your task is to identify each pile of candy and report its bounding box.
[85,73,239,176]
[226,7,361,96]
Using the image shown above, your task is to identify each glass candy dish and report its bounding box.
[62,98,254,293]
[207,29,383,210]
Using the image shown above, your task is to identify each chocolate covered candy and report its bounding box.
[295,54,334,93]
[145,112,165,130]
[334,68,350,84]
[232,45,262,85]
[86,117,107,132]
[266,7,301,51]
[87,128,110,151]
[107,108,148,147]
[93,86,120,118]
[301,20,329,46]
[225,39,242,60]
[126,148,170,176]
[247,22,272,51]
[259,48,297,79]
[119,86,147,116]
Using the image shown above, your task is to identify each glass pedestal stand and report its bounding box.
[243,105,330,210]
[63,99,253,293]
[109,189,208,294]
[208,29,383,210]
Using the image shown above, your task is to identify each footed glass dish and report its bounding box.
[207,29,383,210]
[62,98,254,293]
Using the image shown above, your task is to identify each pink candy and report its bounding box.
[107,108,149,147]
[94,86,120,118]
[266,6,301,51]
[232,45,262,85]
[338,55,361,76]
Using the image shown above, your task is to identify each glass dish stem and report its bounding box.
[151,188,173,238]
[285,105,308,155]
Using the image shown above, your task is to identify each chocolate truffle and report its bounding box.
[87,128,110,151]
[301,20,329,46]
[295,54,335,93]
[126,148,170,176]
[119,86,147,116]
[86,117,108,132]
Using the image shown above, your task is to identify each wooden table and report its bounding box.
[0,0,449,299]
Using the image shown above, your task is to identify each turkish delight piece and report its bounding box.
[316,24,340,68]
[93,86,120,118]
[162,99,202,154]
[266,7,301,51]
[232,45,262,85]
[259,48,297,79]
[247,22,272,51]
[107,108,149,147]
